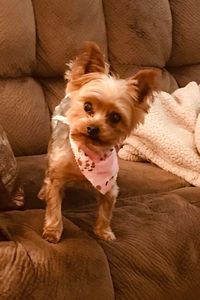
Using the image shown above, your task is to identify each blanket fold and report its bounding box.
[119,82,200,186]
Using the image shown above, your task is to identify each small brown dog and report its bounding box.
[38,42,158,243]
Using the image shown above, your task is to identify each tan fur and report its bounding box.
[39,41,158,243]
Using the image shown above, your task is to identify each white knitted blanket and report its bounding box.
[118,82,200,186]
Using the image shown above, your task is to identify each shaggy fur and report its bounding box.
[38,42,158,243]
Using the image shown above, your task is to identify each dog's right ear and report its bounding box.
[67,42,106,84]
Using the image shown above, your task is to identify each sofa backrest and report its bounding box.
[0,0,107,156]
[0,0,200,156]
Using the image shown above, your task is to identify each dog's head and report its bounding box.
[65,42,158,154]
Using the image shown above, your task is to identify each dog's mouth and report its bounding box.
[70,131,114,154]
[78,133,114,147]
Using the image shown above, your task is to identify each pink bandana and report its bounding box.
[69,135,119,194]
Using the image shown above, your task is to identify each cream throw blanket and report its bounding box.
[118,82,200,186]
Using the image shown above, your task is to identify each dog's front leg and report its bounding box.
[94,183,118,241]
[42,177,65,243]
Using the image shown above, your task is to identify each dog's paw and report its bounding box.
[42,227,62,243]
[94,227,116,241]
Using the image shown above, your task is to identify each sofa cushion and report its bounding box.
[103,0,172,69]
[16,155,189,210]
[0,0,36,77]
[0,1,107,156]
[167,0,200,67]
[103,0,200,93]
[0,1,200,155]
[32,0,107,77]
[103,0,176,93]
[64,188,200,300]
[1,187,200,300]
[0,78,51,156]
[118,159,189,198]
[0,209,114,300]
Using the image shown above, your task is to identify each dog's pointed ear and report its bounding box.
[126,69,160,128]
[128,69,160,103]
[69,41,106,81]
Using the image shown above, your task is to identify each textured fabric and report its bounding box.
[32,0,107,77]
[0,125,17,193]
[0,125,24,209]
[0,78,51,156]
[0,179,24,211]
[64,189,200,300]
[2,154,194,299]
[16,155,47,210]
[16,155,189,210]
[41,79,66,114]
[1,191,200,300]
[167,0,200,66]
[103,0,172,68]
[0,1,200,154]
[0,209,114,300]
[0,0,200,155]
[0,0,107,155]
[0,0,36,77]
[2,155,200,300]
[168,64,200,87]
[103,0,173,92]
[103,0,200,91]
[119,82,200,186]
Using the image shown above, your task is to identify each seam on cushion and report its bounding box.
[167,62,200,70]
[117,189,191,207]
[106,61,160,67]
[17,0,54,127]
[30,0,41,75]
[164,0,173,65]
[65,215,115,299]
[29,0,37,75]
[166,0,175,66]
[37,81,52,124]
[30,0,57,77]
[93,237,116,298]
[27,3,65,121]
[38,78,63,116]
[101,0,110,63]
[0,75,63,80]
[68,218,115,300]
[0,216,37,291]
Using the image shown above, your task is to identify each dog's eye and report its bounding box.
[108,112,121,124]
[84,102,93,114]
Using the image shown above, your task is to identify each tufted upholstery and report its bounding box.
[0,0,107,156]
[0,0,200,155]
[104,0,200,90]
[1,1,200,300]
[1,0,200,156]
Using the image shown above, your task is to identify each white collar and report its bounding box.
[52,93,71,125]
[52,115,69,125]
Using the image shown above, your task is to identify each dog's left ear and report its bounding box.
[66,41,107,92]
[128,69,160,104]
[69,41,106,81]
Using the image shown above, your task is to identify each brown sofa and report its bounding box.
[1,1,200,299]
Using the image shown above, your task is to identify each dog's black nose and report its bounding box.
[87,126,100,138]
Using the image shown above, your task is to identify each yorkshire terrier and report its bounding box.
[38,41,158,243]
